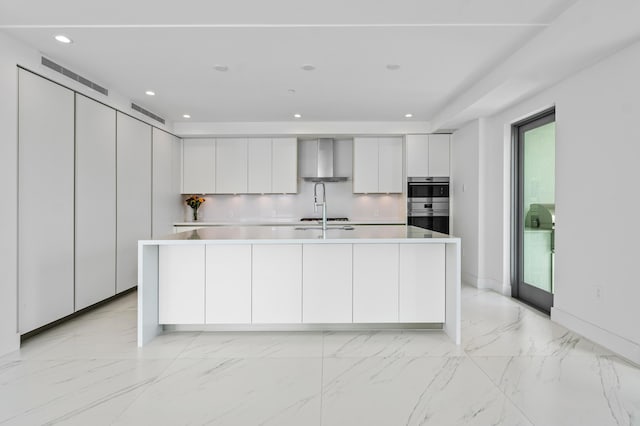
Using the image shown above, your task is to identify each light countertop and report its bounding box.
[143,225,458,245]
[173,219,406,226]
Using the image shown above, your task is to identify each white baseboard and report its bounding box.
[551,307,640,366]
[0,332,20,357]
[462,271,478,287]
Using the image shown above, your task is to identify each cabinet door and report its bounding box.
[75,94,116,310]
[216,138,248,193]
[117,112,152,293]
[428,134,450,177]
[206,244,252,324]
[159,245,205,324]
[153,129,182,238]
[18,69,75,333]
[378,137,403,193]
[302,244,352,323]
[252,245,302,323]
[406,134,429,177]
[353,244,399,322]
[182,139,215,194]
[399,244,445,322]
[272,137,298,193]
[247,138,272,194]
[353,137,379,193]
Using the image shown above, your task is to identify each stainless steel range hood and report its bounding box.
[302,138,348,182]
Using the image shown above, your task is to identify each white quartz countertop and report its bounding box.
[173,219,406,226]
[143,225,458,245]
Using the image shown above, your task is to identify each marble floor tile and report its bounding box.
[472,355,640,426]
[0,358,171,425]
[113,357,322,425]
[322,330,465,358]
[178,331,324,359]
[461,290,612,358]
[321,356,532,425]
[2,287,638,425]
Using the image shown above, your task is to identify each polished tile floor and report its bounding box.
[1,286,639,425]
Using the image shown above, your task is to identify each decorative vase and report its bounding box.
[192,208,199,221]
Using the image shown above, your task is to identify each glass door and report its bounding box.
[513,109,555,313]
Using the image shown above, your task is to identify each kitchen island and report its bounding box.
[137,225,461,346]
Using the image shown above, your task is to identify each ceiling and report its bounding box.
[0,0,630,127]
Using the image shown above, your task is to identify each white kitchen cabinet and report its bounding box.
[252,244,302,323]
[205,244,251,324]
[272,137,298,193]
[353,244,399,322]
[75,94,117,311]
[428,134,450,177]
[159,245,205,324]
[182,139,216,194]
[153,129,182,238]
[399,244,445,322]
[216,138,248,194]
[302,244,352,323]
[353,137,379,193]
[18,69,75,333]
[116,112,152,293]
[406,134,430,177]
[406,134,450,177]
[378,137,403,193]
[247,138,272,194]
[353,137,402,193]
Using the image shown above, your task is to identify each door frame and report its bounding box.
[510,107,555,314]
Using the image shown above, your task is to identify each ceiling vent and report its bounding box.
[131,103,166,125]
[41,57,108,96]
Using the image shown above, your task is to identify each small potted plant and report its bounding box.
[185,195,205,221]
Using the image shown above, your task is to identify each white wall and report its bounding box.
[451,120,480,286]
[0,30,174,356]
[457,37,640,363]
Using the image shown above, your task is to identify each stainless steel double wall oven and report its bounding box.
[407,177,450,234]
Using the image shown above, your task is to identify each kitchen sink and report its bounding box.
[294,225,354,231]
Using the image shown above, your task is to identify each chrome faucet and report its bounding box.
[313,182,327,231]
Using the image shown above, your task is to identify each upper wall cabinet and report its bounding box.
[216,138,249,194]
[182,139,216,194]
[182,137,298,194]
[406,134,450,177]
[353,137,403,193]
[271,138,298,193]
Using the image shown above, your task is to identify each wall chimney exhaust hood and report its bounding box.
[302,138,348,182]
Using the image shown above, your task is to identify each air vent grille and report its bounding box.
[131,103,166,124]
[41,57,108,96]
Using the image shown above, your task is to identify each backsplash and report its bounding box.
[182,181,406,222]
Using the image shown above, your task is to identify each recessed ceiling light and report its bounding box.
[405,113,413,118]
[294,114,302,119]
[301,64,316,71]
[386,64,401,71]
[183,114,191,119]
[214,65,229,72]
[145,90,155,96]
[54,35,72,44]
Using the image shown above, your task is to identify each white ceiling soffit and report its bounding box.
[0,0,585,125]
[431,0,640,130]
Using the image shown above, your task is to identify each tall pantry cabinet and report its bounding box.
[17,69,176,334]
[18,69,75,333]
[116,112,152,293]
[75,94,117,310]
